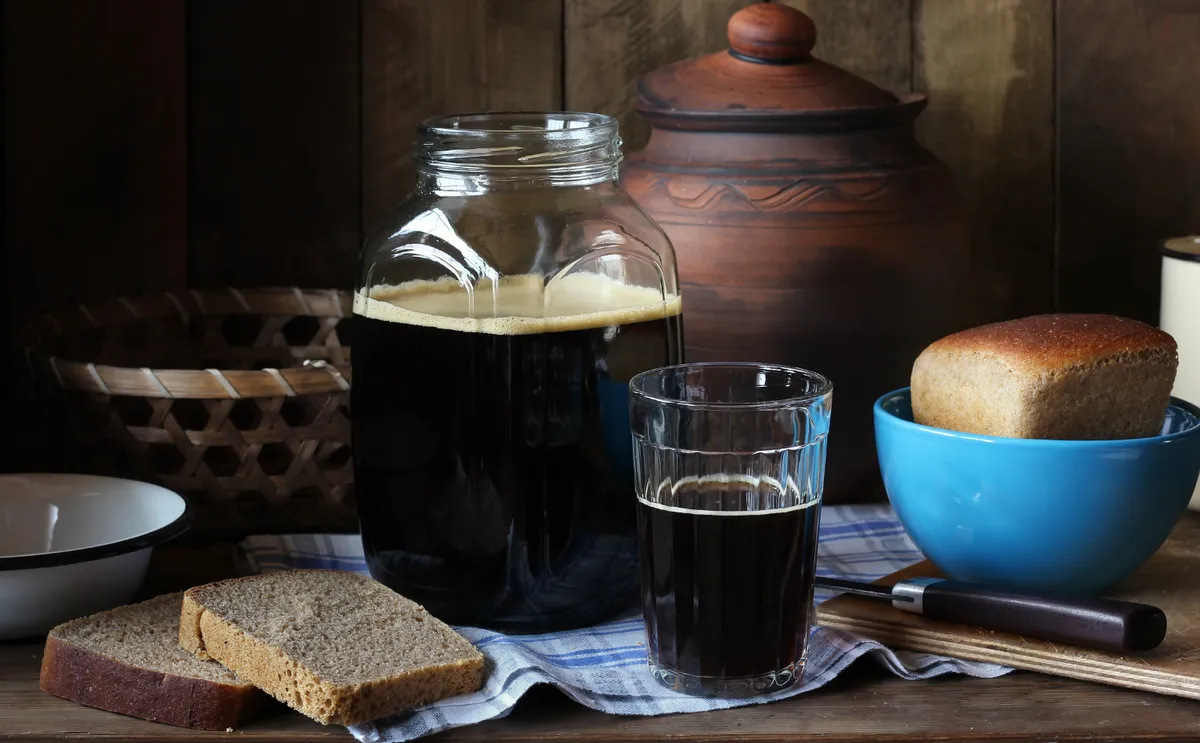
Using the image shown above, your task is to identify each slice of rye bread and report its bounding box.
[179,569,485,726]
[40,592,273,730]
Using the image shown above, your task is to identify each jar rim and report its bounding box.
[415,111,622,182]
[419,111,618,137]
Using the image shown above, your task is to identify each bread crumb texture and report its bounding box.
[911,314,1178,439]
[180,570,485,726]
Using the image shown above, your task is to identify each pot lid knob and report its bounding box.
[728,3,816,64]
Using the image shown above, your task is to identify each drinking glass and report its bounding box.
[629,362,833,695]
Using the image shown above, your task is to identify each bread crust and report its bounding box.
[924,314,1176,372]
[40,633,272,730]
[911,314,1179,439]
[180,572,486,726]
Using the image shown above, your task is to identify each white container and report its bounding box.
[1160,235,1200,512]
[0,474,188,639]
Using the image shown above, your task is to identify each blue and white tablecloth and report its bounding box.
[240,505,1013,742]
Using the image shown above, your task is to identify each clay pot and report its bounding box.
[622,2,972,504]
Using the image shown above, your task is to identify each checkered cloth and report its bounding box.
[241,505,1013,742]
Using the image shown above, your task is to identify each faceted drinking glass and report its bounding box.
[629,362,833,695]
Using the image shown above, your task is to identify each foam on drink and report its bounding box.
[353,272,682,335]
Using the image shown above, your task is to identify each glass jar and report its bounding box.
[352,112,684,631]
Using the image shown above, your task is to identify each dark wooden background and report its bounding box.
[3,0,1200,476]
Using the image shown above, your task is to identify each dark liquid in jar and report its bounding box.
[352,274,683,631]
[637,477,820,681]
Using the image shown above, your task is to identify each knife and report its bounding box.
[816,576,1167,653]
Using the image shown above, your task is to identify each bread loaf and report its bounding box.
[179,569,485,725]
[910,314,1178,439]
[39,593,271,730]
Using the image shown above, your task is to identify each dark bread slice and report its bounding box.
[40,592,273,730]
[179,569,485,725]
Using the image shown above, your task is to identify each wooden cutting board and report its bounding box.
[816,513,1200,699]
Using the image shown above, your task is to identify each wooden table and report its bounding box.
[5,549,1200,742]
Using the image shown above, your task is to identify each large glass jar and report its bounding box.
[352,112,684,632]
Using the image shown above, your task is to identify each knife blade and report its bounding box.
[815,576,1167,653]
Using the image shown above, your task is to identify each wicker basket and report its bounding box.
[20,287,356,538]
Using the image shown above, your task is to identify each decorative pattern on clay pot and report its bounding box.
[622,2,973,504]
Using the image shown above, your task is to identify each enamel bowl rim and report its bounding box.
[874,387,1200,447]
[0,473,190,572]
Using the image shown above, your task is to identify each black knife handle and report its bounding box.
[915,580,1167,653]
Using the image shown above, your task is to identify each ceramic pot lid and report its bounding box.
[636,2,918,129]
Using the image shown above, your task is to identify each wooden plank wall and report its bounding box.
[5,0,188,310]
[1056,0,1200,323]
[188,0,361,290]
[3,0,189,469]
[4,0,1200,491]
[361,0,562,233]
[565,0,756,151]
[913,0,1056,323]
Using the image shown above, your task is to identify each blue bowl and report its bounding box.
[874,388,1200,595]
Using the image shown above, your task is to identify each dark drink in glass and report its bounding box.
[637,476,820,684]
[629,363,832,694]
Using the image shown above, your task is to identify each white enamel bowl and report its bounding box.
[0,474,189,639]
